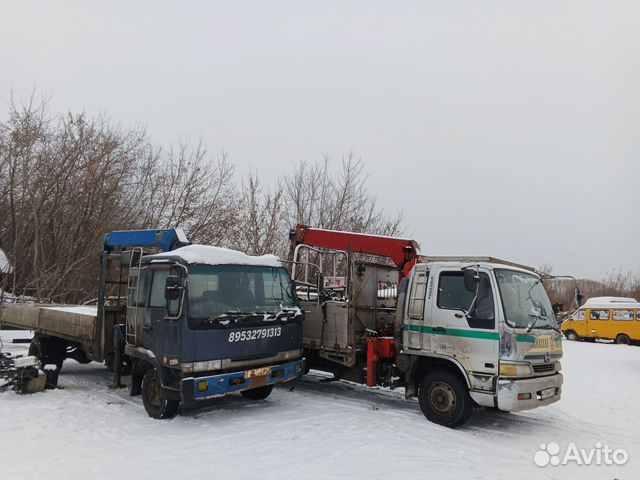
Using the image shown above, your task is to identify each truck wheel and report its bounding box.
[418,370,473,428]
[240,385,273,400]
[28,336,65,372]
[615,334,631,345]
[141,368,180,419]
[565,331,580,341]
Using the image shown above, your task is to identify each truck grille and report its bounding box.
[532,363,555,373]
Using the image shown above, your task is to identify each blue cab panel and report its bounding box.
[103,229,190,252]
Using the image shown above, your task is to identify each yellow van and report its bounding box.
[561,297,640,345]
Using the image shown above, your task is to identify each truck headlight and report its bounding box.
[193,359,222,372]
[500,362,533,377]
[181,360,222,374]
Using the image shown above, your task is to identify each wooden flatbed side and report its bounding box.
[0,303,98,344]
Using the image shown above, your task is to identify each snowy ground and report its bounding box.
[1,330,638,480]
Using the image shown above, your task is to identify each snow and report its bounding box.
[1,330,639,480]
[147,244,282,268]
[41,306,98,317]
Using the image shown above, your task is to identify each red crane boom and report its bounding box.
[289,224,421,278]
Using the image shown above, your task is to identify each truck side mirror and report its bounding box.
[463,269,479,292]
[165,275,181,301]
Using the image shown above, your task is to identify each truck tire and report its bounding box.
[615,334,631,345]
[28,336,65,372]
[240,385,273,400]
[141,368,180,419]
[564,331,580,341]
[418,370,473,428]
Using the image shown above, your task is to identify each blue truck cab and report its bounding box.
[102,230,304,418]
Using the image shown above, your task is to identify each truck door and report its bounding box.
[403,264,430,351]
[144,266,182,359]
[429,268,498,376]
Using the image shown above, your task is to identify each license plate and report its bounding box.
[540,387,555,399]
[244,366,272,379]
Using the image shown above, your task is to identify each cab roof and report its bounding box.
[423,256,537,275]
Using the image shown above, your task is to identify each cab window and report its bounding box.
[612,309,634,321]
[437,271,494,329]
[149,267,179,310]
[589,309,610,321]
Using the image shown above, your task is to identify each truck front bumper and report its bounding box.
[497,373,563,412]
[181,358,304,403]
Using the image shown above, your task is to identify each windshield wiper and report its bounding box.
[526,313,560,333]
[261,308,301,322]
[206,311,259,325]
[204,307,301,326]
[526,314,540,332]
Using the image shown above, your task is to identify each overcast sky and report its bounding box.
[1,1,638,279]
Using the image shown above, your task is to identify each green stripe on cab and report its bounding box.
[402,325,499,341]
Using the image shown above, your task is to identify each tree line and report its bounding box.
[1,95,638,309]
[544,270,640,314]
[0,96,402,303]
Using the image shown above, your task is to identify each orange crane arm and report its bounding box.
[289,224,421,278]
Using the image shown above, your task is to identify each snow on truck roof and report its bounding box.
[146,245,283,268]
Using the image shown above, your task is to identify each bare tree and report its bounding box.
[124,143,238,246]
[231,173,285,256]
[281,153,404,236]
[1,95,406,303]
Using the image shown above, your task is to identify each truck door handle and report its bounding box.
[432,327,446,334]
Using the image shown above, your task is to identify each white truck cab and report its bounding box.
[400,257,562,423]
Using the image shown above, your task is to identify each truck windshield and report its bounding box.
[495,269,557,330]
[187,265,297,327]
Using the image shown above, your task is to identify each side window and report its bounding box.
[612,309,634,321]
[149,269,178,309]
[437,272,475,311]
[637,310,640,321]
[589,309,610,321]
[437,271,494,329]
[129,269,150,307]
[572,310,586,321]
